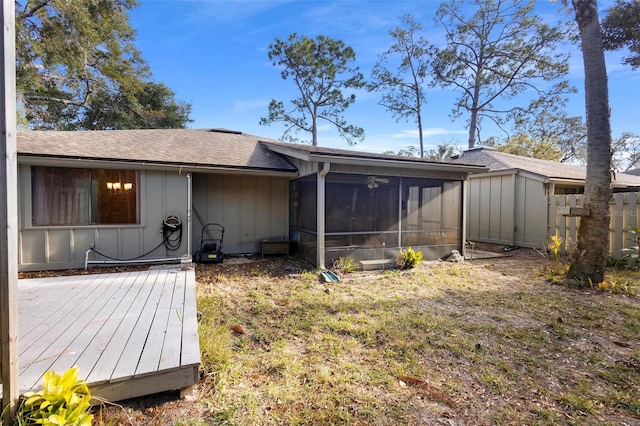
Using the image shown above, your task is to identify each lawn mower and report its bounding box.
[195,223,224,263]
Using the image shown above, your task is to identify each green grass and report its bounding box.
[191,257,640,425]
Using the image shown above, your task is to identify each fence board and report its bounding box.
[553,192,640,258]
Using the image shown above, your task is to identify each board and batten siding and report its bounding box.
[467,173,548,249]
[18,165,190,272]
[191,173,289,255]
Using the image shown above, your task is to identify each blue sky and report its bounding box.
[130,0,639,154]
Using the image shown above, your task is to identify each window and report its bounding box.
[32,167,139,226]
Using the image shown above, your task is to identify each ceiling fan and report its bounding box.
[366,176,389,189]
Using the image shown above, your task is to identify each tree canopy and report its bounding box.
[602,0,640,69]
[16,0,192,130]
[260,33,365,146]
[367,15,433,158]
[495,134,563,162]
[432,0,572,149]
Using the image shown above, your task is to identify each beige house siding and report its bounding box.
[18,165,190,271]
[191,173,289,255]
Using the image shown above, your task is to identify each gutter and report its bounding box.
[18,154,299,178]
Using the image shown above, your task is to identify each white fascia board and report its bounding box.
[18,155,299,178]
[307,154,487,174]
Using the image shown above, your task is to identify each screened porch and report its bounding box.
[290,172,463,268]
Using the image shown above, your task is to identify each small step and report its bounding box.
[359,259,397,271]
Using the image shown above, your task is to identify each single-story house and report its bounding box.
[17,129,486,272]
[450,146,640,249]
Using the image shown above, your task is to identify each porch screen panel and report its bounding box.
[402,179,461,247]
[421,187,442,230]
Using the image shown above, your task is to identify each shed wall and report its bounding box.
[18,165,190,271]
[191,174,289,255]
[466,173,548,249]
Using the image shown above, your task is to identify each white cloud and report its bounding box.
[232,99,270,113]
[390,128,467,139]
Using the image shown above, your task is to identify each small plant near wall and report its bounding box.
[397,247,423,270]
[540,235,568,284]
[15,366,93,426]
[331,256,358,274]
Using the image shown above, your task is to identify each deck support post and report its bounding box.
[0,0,19,419]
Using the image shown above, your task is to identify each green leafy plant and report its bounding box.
[597,275,637,295]
[396,247,423,270]
[331,256,358,274]
[547,235,563,265]
[622,226,640,267]
[15,366,93,426]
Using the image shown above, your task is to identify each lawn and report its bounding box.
[184,252,639,425]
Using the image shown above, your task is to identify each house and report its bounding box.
[450,146,640,250]
[17,129,486,272]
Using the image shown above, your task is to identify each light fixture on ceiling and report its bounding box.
[367,176,389,189]
[106,181,133,192]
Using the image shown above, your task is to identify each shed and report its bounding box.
[17,129,485,271]
[450,147,640,249]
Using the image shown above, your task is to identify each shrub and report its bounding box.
[397,247,423,269]
[15,366,93,426]
[547,235,563,265]
[331,256,357,274]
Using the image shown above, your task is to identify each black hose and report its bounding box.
[89,216,183,262]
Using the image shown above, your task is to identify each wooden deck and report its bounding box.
[12,266,200,403]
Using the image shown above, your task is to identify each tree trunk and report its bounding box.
[311,114,318,146]
[417,111,424,158]
[567,0,612,284]
[467,81,482,149]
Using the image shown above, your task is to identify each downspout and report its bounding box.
[511,172,517,246]
[461,179,469,257]
[398,177,403,249]
[317,162,330,268]
[186,172,192,256]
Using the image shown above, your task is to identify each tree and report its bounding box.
[260,34,365,146]
[382,145,420,157]
[512,109,587,163]
[497,134,563,161]
[367,15,433,158]
[611,132,640,173]
[567,0,613,284]
[432,0,572,149]
[16,0,191,130]
[80,82,192,130]
[602,0,640,69]
[425,143,459,160]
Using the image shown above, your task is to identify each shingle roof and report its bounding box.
[262,139,478,166]
[451,147,640,188]
[17,129,486,173]
[17,129,297,172]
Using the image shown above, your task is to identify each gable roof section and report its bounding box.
[17,129,297,174]
[451,147,640,188]
[262,140,487,174]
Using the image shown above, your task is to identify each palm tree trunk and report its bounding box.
[567,0,612,284]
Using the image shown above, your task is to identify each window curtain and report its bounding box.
[32,167,92,225]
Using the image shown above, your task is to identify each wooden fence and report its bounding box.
[549,192,640,258]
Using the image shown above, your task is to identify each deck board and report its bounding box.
[85,271,156,384]
[158,271,186,371]
[111,270,170,380]
[10,267,200,402]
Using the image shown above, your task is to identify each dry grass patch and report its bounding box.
[189,255,639,425]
